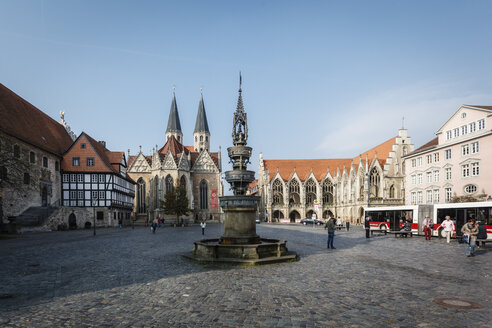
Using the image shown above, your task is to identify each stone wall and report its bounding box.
[46,206,133,230]
[0,132,63,221]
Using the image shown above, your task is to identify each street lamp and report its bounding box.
[92,196,97,236]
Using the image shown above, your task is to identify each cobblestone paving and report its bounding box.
[0,223,490,327]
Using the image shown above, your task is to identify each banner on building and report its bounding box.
[211,189,218,209]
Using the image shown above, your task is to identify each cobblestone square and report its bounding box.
[0,224,490,327]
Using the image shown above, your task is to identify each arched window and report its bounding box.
[289,179,300,204]
[200,180,208,209]
[137,178,146,214]
[305,179,317,204]
[369,167,380,197]
[180,175,186,189]
[205,136,208,141]
[165,175,174,192]
[200,135,203,141]
[322,180,334,204]
[389,185,395,198]
[195,136,197,142]
[272,179,283,205]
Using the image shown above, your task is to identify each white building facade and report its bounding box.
[403,105,492,204]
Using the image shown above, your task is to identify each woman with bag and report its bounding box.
[461,218,478,257]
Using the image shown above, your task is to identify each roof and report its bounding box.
[0,83,73,156]
[157,135,219,168]
[464,105,492,111]
[166,92,182,133]
[263,136,398,182]
[128,155,152,168]
[62,132,133,183]
[410,137,439,155]
[194,94,210,133]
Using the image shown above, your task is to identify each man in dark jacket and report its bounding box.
[365,217,371,238]
[476,221,487,247]
[326,218,336,249]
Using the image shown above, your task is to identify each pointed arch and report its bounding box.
[389,184,395,198]
[137,177,146,214]
[322,179,334,204]
[288,179,300,205]
[369,167,380,198]
[305,178,317,205]
[165,174,174,192]
[199,179,208,210]
[272,178,284,205]
[180,175,187,189]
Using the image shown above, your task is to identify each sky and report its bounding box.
[1,0,492,176]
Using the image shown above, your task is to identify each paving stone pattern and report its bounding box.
[0,224,490,327]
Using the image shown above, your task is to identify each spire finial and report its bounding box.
[402,116,405,129]
[239,71,242,92]
[200,86,203,95]
[172,85,176,94]
[139,145,142,153]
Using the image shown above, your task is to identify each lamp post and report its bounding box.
[92,197,97,236]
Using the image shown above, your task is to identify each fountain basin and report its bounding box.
[183,238,298,265]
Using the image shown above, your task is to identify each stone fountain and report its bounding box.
[184,76,297,265]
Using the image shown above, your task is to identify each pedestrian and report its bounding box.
[336,217,342,230]
[422,215,433,240]
[118,216,122,229]
[400,219,412,237]
[162,217,165,228]
[461,218,478,257]
[441,216,455,243]
[200,220,206,235]
[365,216,371,238]
[326,217,336,249]
[346,220,350,231]
[151,218,158,234]
[476,221,487,248]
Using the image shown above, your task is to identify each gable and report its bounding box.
[129,153,151,173]
[61,134,112,173]
[192,151,218,173]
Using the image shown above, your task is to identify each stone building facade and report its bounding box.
[0,83,73,222]
[127,91,222,224]
[258,129,413,224]
[403,105,492,205]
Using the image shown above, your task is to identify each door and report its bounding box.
[41,187,48,207]
[68,213,77,230]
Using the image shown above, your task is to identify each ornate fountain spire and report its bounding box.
[233,72,248,146]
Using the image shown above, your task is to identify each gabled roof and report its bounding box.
[158,135,190,158]
[263,136,398,182]
[0,83,73,156]
[128,154,152,169]
[194,94,210,133]
[436,104,492,134]
[166,92,182,133]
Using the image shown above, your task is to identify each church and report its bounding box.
[127,91,223,224]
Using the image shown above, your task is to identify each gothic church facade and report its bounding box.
[127,92,222,224]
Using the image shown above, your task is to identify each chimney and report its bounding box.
[99,141,106,148]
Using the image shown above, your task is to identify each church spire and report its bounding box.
[193,88,211,152]
[194,91,210,134]
[166,88,183,143]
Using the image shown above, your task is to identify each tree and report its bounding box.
[162,186,190,226]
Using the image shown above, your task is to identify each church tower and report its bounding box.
[165,90,183,143]
[193,92,210,152]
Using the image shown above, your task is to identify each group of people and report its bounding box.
[362,215,488,257]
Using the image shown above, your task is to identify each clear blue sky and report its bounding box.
[2,0,492,171]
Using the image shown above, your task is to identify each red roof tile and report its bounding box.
[465,105,492,111]
[410,137,438,154]
[264,136,398,182]
[0,83,73,156]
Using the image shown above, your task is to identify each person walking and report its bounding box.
[423,216,433,240]
[364,216,371,238]
[151,218,158,234]
[118,216,123,229]
[476,221,487,248]
[200,221,206,235]
[346,220,350,231]
[441,216,455,243]
[461,218,478,257]
[326,217,336,249]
